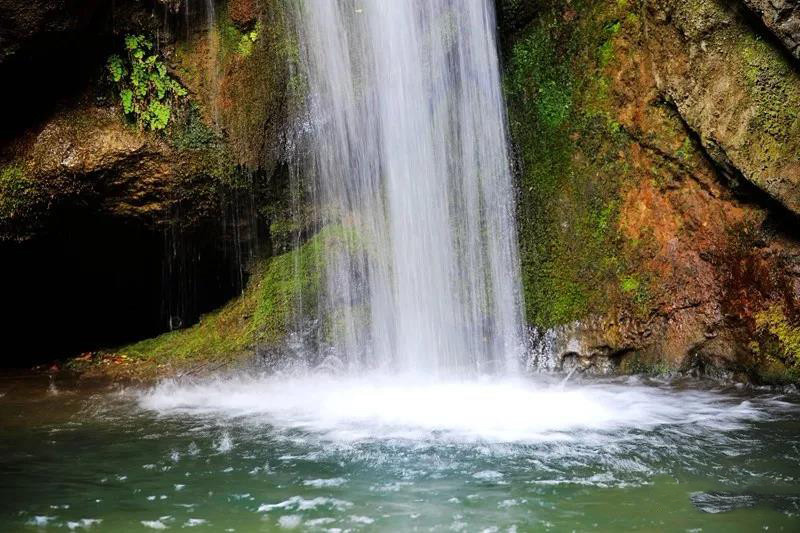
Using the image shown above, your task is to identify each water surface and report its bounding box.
[1,372,799,531]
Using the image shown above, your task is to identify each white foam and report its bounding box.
[66,518,102,530]
[473,470,503,481]
[138,374,768,444]
[215,432,233,453]
[278,515,302,529]
[141,520,167,529]
[303,478,347,488]
[258,496,353,513]
[28,516,55,527]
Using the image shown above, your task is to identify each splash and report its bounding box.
[139,375,767,444]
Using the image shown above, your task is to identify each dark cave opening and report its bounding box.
[0,207,246,368]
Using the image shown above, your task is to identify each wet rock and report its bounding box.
[743,0,800,59]
[229,0,258,30]
[0,101,234,241]
[648,0,800,216]
[507,0,800,384]
[0,0,102,65]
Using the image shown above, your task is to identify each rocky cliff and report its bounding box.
[503,0,800,384]
[0,0,302,368]
[1,0,798,384]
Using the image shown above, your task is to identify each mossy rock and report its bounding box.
[505,0,643,330]
[78,225,362,378]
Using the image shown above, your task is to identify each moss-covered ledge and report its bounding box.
[64,225,369,380]
[66,227,323,380]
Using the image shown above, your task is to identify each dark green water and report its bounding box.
[1,372,798,531]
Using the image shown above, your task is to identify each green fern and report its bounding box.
[106,35,187,131]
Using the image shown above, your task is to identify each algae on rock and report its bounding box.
[504,0,800,383]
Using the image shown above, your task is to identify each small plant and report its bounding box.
[755,305,800,365]
[0,163,37,219]
[107,35,187,131]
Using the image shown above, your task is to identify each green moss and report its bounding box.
[167,102,239,192]
[675,136,692,160]
[0,164,37,219]
[170,104,218,150]
[753,361,800,386]
[115,227,339,365]
[220,16,262,59]
[189,0,298,168]
[619,354,675,376]
[598,21,621,67]
[505,0,636,329]
[251,226,326,344]
[738,33,800,143]
[755,305,800,365]
[506,21,574,130]
[620,275,640,293]
[240,22,262,57]
[109,224,367,369]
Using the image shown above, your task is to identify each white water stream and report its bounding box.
[295,0,523,374]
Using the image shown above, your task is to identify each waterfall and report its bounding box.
[205,0,220,125]
[293,0,523,375]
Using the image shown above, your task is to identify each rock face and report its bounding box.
[0,0,299,363]
[743,0,800,59]
[0,0,102,65]
[0,0,296,241]
[1,103,229,240]
[2,0,799,383]
[504,0,800,383]
[650,0,800,216]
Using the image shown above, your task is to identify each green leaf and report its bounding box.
[108,33,186,131]
[106,55,125,82]
[124,35,139,51]
[120,89,133,114]
[147,100,171,130]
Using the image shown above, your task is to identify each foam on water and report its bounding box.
[138,374,767,444]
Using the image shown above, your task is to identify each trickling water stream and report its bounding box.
[294,0,523,374]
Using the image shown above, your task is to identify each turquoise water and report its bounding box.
[1,372,799,531]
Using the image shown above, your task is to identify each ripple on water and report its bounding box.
[66,518,102,530]
[257,496,354,513]
[303,477,348,488]
[5,372,796,532]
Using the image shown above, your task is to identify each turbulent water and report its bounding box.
[2,374,799,531]
[293,0,523,373]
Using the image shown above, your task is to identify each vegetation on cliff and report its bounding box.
[68,226,318,378]
[107,34,188,131]
[504,0,641,330]
[503,0,800,383]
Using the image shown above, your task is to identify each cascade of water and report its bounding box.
[293,0,523,375]
[205,0,220,125]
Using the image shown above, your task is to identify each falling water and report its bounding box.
[205,0,220,125]
[294,0,524,375]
